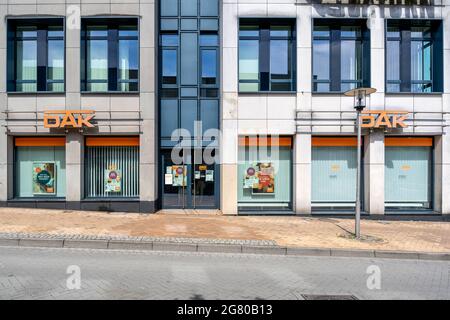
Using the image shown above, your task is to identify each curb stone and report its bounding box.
[331,249,375,258]
[108,241,153,250]
[286,247,331,256]
[242,245,287,255]
[197,244,242,253]
[19,239,63,248]
[64,239,108,249]
[153,242,198,252]
[0,236,448,261]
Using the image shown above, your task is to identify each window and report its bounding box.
[238,19,296,92]
[84,137,140,198]
[81,18,139,92]
[385,137,433,211]
[200,33,218,86]
[162,49,178,85]
[201,50,217,85]
[386,20,443,93]
[7,19,64,92]
[311,137,361,211]
[238,136,293,212]
[312,19,370,93]
[14,137,66,198]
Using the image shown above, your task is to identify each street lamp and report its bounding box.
[344,87,377,239]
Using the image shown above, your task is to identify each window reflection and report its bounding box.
[340,39,362,91]
[312,39,330,92]
[270,40,291,91]
[162,49,177,84]
[411,40,432,93]
[16,30,37,92]
[201,49,217,85]
[239,39,259,92]
[47,38,64,92]
[87,38,108,92]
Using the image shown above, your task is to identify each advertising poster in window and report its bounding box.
[105,167,122,193]
[243,162,275,195]
[32,162,56,195]
[172,165,187,187]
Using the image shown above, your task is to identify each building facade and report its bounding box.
[0,0,449,216]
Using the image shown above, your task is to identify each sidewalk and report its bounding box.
[0,208,449,256]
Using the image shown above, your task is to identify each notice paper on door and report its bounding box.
[165,173,173,185]
[205,170,214,182]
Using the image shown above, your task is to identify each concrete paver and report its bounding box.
[0,208,449,253]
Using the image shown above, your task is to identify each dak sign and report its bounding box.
[44,110,95,128]
[361,110,409,129]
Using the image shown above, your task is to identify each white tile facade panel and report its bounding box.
[222,92,238,120]
[267,95,296,120]
[222,47,238,92]
[385,95,414,112]
[238,95,267,119]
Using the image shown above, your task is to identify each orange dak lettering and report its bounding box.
[43,110,95,128]
[361,110,409,129]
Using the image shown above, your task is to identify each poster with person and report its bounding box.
[32,162,56,195]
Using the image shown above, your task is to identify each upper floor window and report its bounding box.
[160,31,219,98]
[238,19,296,93]
[81,18,139,92]
[7,18,64,93]
[312,19,370,93]
[386,20,443,93]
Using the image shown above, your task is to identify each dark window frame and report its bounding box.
[312,18,370,93]
[238,18,297,93]
[385,19,443,94]
[81,17,140,93]
[7,18,65,93]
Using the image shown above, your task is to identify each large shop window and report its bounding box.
[84,137,140,198]
[14,137,66,198]
[7,18,65,93]
[385,137,433,211]
[81,18,139,92]
[386,20,443,93]
[238,19,296,92]
[312,19,370,93]
[311,137,360,211]
[238,136,293,212]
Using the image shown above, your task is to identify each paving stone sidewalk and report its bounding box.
[0,208,449,254]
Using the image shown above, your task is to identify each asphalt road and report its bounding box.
[0,246,448,300]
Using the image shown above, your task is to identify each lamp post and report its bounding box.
[344,87,376,239]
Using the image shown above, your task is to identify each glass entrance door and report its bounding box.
[161,149,218,209]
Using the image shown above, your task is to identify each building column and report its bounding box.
[364,131,385,215]
[441,5,450,216]
[294,5,312,215]
[0,131,13,203]
[220,1,238,215]
[294,133,311,215]
[66,132,83,209]
[221,119,238,215]
[440,127,450,215]
[140,120,157,213]
[139,0,156,213]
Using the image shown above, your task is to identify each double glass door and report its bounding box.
[161,149,218,209]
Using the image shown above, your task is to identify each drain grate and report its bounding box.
[301,294,358,300]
